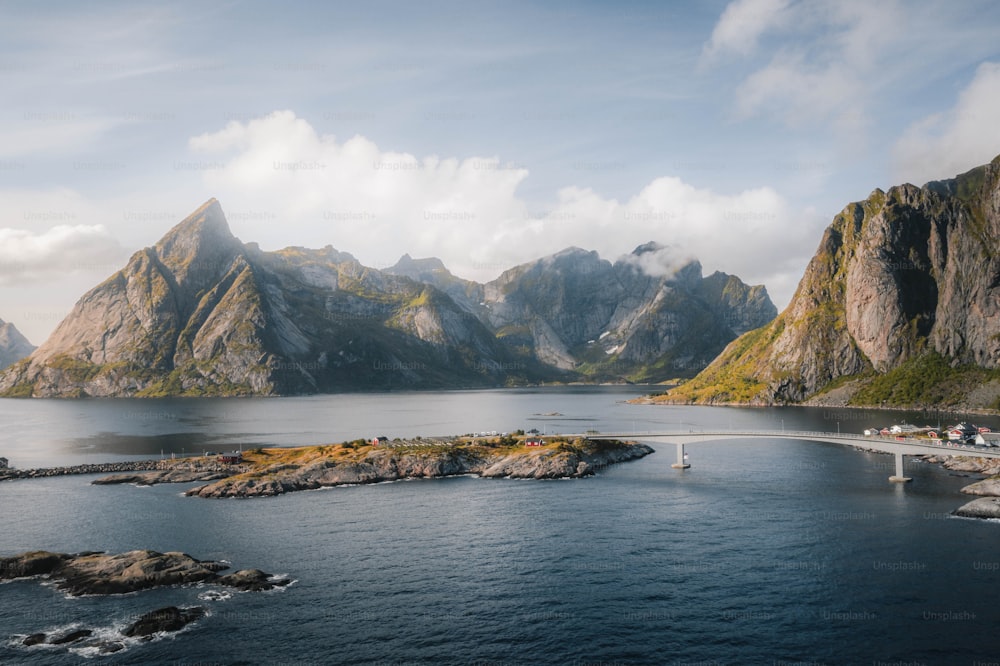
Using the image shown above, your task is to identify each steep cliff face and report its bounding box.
[666,155,1000,407]
[0,319,35,370]
[0,200,544,397]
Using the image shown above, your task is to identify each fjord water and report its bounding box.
[2,387,1000,665]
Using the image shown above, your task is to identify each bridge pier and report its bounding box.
[888,451,912,483]
[671,442,690,469]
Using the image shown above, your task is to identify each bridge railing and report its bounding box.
[581,429,996,453]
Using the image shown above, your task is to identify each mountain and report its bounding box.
[663,155,1000,409]
[0,200,551,397]
[477,243,775,381]
[0,200,775,397]
[0,319,35,370]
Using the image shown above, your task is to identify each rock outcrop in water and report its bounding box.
[3,550,288,656]
[659,155,1000,409]
[0,549,290,595]
[123,606,207,638]
[0,200,773,396]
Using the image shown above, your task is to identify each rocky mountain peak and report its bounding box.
[153,198,242,288]
[388,254,448,276]
[630,241,667,256]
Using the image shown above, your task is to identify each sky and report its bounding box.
[2,0,1000,344]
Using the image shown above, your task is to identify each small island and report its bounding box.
[91,434,654,499]
[1,549,289,655]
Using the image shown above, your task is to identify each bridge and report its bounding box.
[581,430,1000,483]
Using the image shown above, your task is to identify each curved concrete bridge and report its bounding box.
[581,430,1000,483]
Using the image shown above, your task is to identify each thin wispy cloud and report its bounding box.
[893,61,1000,184]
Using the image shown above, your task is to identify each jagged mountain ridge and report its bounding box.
[0,319,35,371]
[387,242,776,381]
[476,244,775,381]
[663,154,1000,408]
[0,200,549,397]
[0,199,775,397]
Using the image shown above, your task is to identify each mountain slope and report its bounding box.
[0,319,35,370]
[662,155,1000,408]
[0,200,549,397]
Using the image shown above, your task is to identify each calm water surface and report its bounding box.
[1,387,999,665]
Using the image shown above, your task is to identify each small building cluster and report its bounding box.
[863,422,994,446]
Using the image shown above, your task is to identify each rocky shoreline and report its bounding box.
[919,454,1000,519]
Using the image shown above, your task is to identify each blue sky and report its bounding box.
[2,0,1000,343]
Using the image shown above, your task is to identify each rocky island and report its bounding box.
[91,435,653,498]
[1,549,290,655]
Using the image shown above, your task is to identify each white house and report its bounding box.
[975,432,1000,447]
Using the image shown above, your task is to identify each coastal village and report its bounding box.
[863,422,999,447]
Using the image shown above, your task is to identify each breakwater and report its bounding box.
[0,459,171,482]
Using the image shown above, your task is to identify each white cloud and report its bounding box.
[189,111,823,308]
[893,61,1000,184]
[710,0,905,135]
[703,0,792,59]
[0,224,123,285]
[616,243,694,279]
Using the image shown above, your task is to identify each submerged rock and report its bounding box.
[50,629,93,645]
[216,568,291,591]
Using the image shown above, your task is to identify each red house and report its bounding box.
[524,437,544,447]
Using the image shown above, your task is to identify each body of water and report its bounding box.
[1,387,999,664]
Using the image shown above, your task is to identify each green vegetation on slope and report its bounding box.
[847,351,1000,409]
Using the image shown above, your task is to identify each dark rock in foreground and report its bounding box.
[123,606,206,638]
[50,629,93,645]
